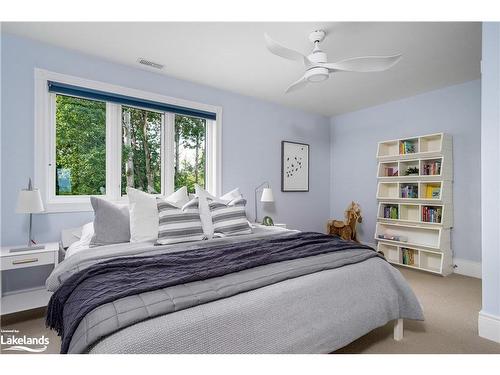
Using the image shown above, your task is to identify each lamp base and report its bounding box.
[9,245,45,253]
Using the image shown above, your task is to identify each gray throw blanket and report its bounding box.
[47,232,379,353]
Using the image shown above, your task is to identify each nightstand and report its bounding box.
[1,242,59,315]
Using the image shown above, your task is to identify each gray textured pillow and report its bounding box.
[90,197,130,247]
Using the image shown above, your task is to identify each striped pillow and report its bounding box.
[209,198,252,236]
[157,198,205,245]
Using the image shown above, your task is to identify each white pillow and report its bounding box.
[195,185,243,238]
[127,187,189,242]
[65,222,94,258]
[195,185,243,203]
[220,187,243,202]
[167,186,190,207]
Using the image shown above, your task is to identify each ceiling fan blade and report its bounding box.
[320,54,402,72]
[285,75,308,93]
[264,33,311,66]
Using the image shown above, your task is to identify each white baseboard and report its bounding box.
[478,311,500,343]
[453,258,482,279]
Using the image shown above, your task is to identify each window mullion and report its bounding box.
[163,112,175,196]
[206,118,221,196]
[106,103,122,200]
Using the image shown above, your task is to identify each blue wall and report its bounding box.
[0,33,331,245]
[0,31,483,266]
[330,80,481,263]
[480,22,500,331]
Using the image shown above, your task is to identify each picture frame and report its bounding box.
[281,141,309,192]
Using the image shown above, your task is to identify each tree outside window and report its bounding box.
[55,95,106,195]
[121,106,162,195]
[174,115,206,193]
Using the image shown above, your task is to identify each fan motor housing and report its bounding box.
[308,51,327,64]
[305,67,329,82]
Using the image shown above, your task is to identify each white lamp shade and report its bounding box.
[16,189,44,213]
[260,188,274,202]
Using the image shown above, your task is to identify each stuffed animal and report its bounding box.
[327,201,363,242]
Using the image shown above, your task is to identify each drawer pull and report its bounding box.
[12,258,39,265]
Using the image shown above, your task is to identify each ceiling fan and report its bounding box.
[264,30,402,93]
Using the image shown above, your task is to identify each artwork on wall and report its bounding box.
[281,141,309,192]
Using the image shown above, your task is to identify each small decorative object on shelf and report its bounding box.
[403,166,419,176]
[327,201,362,242]
[376,133,453,276]
[378,234,408,242]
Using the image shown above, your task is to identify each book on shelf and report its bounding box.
[422,160,441,176]
[422,206,442,223]
[383,205,399,219]
[378,234,408,242]
[385,167,398,177]
[401,184,418,198]
[399,140,416,155]
[401,248,417,265]
[425,185,441,199]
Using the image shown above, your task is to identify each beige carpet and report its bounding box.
[337,267,500,353]
[1,267,499,354]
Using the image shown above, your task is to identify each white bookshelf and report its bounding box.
[376,181,452,203]
[377,156,452,181]
[377,242,448,275]
[377,202,453,227]
[377,133,453,161]
[375,133,453,276]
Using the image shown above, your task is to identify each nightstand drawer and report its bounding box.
[1,252,55,271]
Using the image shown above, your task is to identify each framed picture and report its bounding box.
[281,141,309,192]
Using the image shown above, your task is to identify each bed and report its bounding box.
[46,225,423,354]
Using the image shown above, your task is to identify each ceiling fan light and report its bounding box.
[305,67,329,82]
[308,73,328,82]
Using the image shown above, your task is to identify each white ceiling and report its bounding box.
[3,22,481,116]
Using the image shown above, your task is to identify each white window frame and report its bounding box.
[34,68,222,212]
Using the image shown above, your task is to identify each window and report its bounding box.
[55,95,106,195]
[35,69,221,212]
[121,106,162,195]
[174,115,206,192]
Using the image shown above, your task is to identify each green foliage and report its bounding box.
[55,94,206,197]
[121,106,161,195]
[55,95,106,195]
[174,115,206,193]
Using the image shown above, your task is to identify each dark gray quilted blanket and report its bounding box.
[46,232,378,353]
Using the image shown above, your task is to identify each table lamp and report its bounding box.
[254,181,274,222]
[14,178,45,251]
